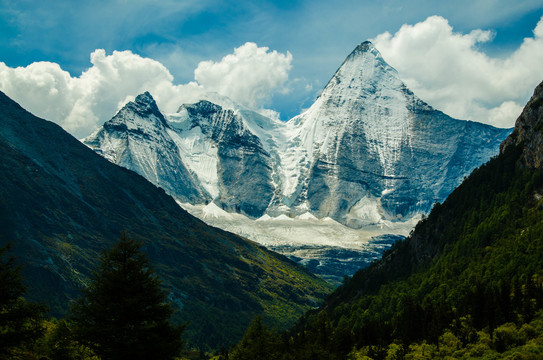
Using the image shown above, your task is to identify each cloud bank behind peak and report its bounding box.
[1,15,543,137]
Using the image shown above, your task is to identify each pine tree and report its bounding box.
[229,316,280,360]
[0,243,46,357]
[70,233,184,360]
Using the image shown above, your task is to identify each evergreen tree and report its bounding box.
[70,233,184,360]
[229,316,280,360]
[0,243,46,357]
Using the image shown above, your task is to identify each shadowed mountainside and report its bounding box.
[0,91,332,350]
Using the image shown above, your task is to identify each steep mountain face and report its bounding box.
[280,41,512,226]
[84,92,207,203]
[85,96,277,217]
[170,101,276,217]
[501,80,543,168]
[0,91,332,350]
[85,41,511,228]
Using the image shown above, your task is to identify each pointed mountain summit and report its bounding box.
[123,91,168,126]
[99,91,170,133]
[323,40,403,103]
[281,41,511,226]
[84,92,207,203]
[348,40,381,57]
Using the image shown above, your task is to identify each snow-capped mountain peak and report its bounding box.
[84,42,512,228]
[106,91,169,131]
[83,93,207,203]
[133,91,164,116]
[279,41,414,215]
[344,41,389,66]
[277,41,510,226]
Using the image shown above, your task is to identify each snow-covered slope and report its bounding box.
[84,42,511,226]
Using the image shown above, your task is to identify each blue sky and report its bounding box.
[1,0,543,137]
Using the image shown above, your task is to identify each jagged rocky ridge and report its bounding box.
[84,41,511,227]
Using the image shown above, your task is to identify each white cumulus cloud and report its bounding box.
[0,43,292,138]
[194,42,293,109]
[0,49,199,138]
[373,15,543,128]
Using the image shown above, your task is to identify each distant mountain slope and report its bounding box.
[253,80,543,359]
[85,42,511,229]
[0,91,332,350]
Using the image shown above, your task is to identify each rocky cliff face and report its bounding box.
[84,42,512,226]
[500,80,543,169]
[171,101,275,217]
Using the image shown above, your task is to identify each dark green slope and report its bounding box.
[0,91,332,350]
[235,81,543,359]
